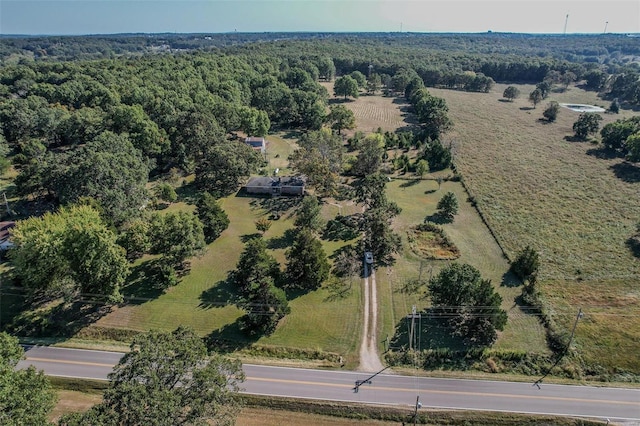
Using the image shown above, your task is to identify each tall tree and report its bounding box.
[289,128,343,196]
[149,211,206,267]
[351,133,385,177]
[333,75,359,100]
[573,112,603,140]
[542,101,560,122]
[195,141,261,197]
[294,195,323,231]
[285,228,330,291]
[502,86,520,101]
[196,192,230,243]
[229,236,281,295]
[238,276,290,336]
[436,191,459,222]
[60,327,244,426]
[428,263,507,346]
[10,204,128,302]
[0,332,56,426]
[528,89,543,109]
[326,104,356,135]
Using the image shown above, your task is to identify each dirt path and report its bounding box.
[359,264,385,372]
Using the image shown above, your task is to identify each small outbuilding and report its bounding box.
[244,176,305,196]
[244,137,266,154]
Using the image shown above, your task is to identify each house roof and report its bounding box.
[245,176,305,188]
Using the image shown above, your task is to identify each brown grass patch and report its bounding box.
[407,223,460,260]
[437,82,640,373]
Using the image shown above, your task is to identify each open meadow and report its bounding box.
[429,83,640,373]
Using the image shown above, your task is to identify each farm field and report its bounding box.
[428,83,640,373]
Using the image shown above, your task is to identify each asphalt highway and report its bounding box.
[17,345,640,423]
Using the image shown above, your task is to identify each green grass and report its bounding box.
[432,83,640,373]
[379,179,547,355]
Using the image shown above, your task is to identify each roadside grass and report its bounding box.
[379,179,547,355]
[432,83,640,372]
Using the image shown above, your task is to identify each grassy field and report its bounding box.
[88,135,363,365]
[429,83,640,373]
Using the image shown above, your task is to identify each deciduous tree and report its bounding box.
[528,88,543,108]
[294,195,323,231]
[60,327,244,426]
[326,104,355,135]
[543,101,560,122]
[333,75,359,100]
[428,263,507,346]
[503,86,520,101]
[0,332,56,426]
[10,204,128,302]
[573,112,603,140]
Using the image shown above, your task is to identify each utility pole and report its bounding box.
[406,306,420,351]
[534,308,583,388]
[603,21,608,34]
[563,14,569,35]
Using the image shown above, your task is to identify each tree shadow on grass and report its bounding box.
[121,261,167,305]
[399,179,421,188]
[205,318,261,354]
[198,279,238,309]
[626,235,640,258]
[500,270,521,288]
[266,228,296,249]
[519,106,535,111]
[174,181,200,205]
[6,300,111,339]
[586,147,620,159]
[610,162,640,183]
[250,196,302,218]
[563,135,588,143]
[121,259,171,305]
[424,213,450,225]
[388,310,467,353]
[240,233,262,243]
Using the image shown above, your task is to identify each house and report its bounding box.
[0,221,15,250]
[243,176,305,196]
[244,137,266,154]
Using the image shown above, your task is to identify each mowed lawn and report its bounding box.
[431,83,640,372]
[93,136,362,362]
[377,179,547,354]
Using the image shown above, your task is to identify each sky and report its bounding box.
[0,0,639,35]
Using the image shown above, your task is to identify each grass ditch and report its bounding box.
[241,394,605,425]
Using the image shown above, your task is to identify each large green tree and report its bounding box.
[502,86,520,101]
[428,263,507,346]
[229,236,281,295]
[60,327,244,426]
[294,195,323,231]
[573,112,603,140]
[196,192,230,243]
[10,204,128,302]
[350,133,385,177]
[149,211,206,267]
[194,141,261,197]
[238,276,290,336]
[285,228,330,291]
[333,75,359,100]
[0,332,56,426]
[326,104,356,135]
[289,128,343,196]
[436,191,459,222]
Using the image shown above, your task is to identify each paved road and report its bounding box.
[17,345,640,422]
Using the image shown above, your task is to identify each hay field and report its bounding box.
[431,83,640,372]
